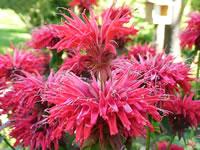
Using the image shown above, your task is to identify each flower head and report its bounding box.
[128,43,157,60]
[52,6,137,80]
[44,70,162,148]
[163,94,200,138]
[27,25,60,49]
[128,53,194,95]
[180,12,200,49]
[6,71,61,150]
[0,46,45,89]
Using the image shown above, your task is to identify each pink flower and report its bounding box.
[163,94,200,138]
[128,43,157,60]
[52,6,137,80]
[44,70,162,148]
[128,53,194,95]
[27,25,60,49]
[157,141,184,150]
[0,46,45,88]
[180,12,200,49]
[68,0,98,11]
[6,71,61,150]
[10,109,60,150]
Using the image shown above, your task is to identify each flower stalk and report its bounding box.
[3,137,15,150]
[166,133,176,150]
[146,115,152,150]
[50,50,63,72]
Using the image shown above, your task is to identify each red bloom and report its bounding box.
[157,141,184,150]
[44,70,162,148]
[163,94,200,138]
[52,6,137,80]
[128,43,157,60]
[27,25,60,49]
[128,53,194,95]
[180,12,200,49]
[6,71,61,150]
[0,46,45,88]
[68,0,98,11]
[10,110,60,150]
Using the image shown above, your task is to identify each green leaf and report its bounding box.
[160,116,171,134]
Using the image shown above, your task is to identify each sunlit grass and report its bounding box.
[0,9,30,54]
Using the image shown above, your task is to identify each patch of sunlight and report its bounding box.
[0,8,26,28]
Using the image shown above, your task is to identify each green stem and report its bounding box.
[166,133,176,150]
[3,137,15,150]
[155,142,158,150]
[190,128,194,139]
[146,115,152,150]
[50,50,63,72]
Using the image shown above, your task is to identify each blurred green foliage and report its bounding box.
[0,0,71,27]
[191,0,200,11]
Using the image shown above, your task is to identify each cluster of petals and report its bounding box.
[0,91,15,115]
[180,12,200,49]
[27,25,60,49]
[128,53,194,95]
[101,6,138,49]
[0,72,60,150]
[51,6,137,79]
[128,43,157,59]
[10,109,60,150]
[162,94,200,138]
[60,51,89,77]
[44,70,162,147]
[0,46,45,89]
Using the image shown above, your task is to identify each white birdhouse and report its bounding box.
[145,0,174,25]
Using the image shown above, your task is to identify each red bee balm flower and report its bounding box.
[180,12,200,49]
[163,94,200,138]
[44,70,162,149]
[128,53,194,95]
[0,46,45,89]
[128,43,157,60]
[27,25,60,49]
[7,72,61,150]
[52,6,137,80]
